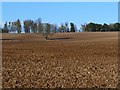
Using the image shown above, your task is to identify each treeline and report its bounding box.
[1,18,120,33]
[1,18,76,33]
[81,22,120,32]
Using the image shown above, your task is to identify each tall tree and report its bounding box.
[74,25,77,32]
[8,22,11,31]
[11,22,17,33]
[4,22,8,30]
[24,20,32,33]
[70,22,75,32]
[65,22,69,32]
[59,24,66,33]
[53,24,57,33]
[37,18,43,33]
[31,21,37,33]
[81,24,87,32]
[44,23,51,40]
[3,22,9,33]
[16,19,21,33]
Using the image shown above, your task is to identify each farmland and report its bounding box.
[2,32,118,88]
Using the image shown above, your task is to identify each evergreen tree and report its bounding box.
[70,23,75,32]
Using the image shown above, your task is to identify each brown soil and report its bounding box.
[2,32,118,88]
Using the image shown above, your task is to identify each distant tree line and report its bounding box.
[81,22,120,32]
[1,18,77,34]
[1,18,120,34]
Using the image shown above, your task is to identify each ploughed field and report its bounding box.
[2,32,118,88]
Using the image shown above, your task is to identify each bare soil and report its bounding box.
[2,32,118,88]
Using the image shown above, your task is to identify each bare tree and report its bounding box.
[51,24,57,33]
[65,22,69,32]
[37,18,43,33]
[44,23,51,40]
[16,19,21,33]
[59,24,66,33]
